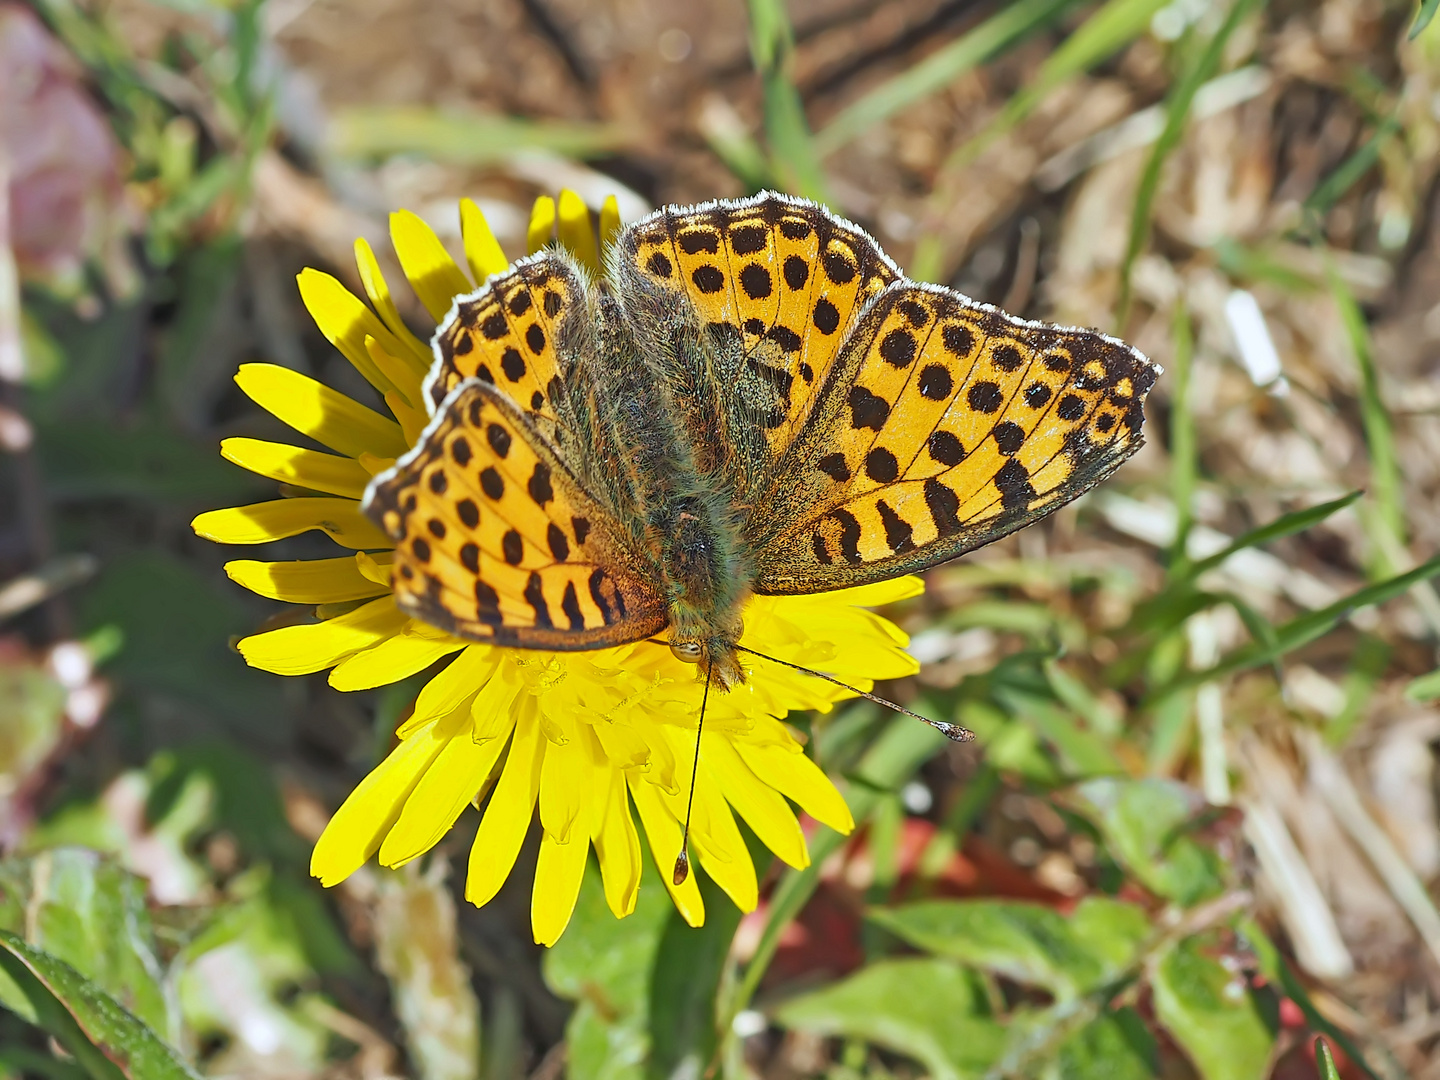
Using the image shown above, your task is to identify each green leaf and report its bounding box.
[868,896,1149,1001]
[1412,0,1440,38]
[995,689,1125,778]
[544,860,673,1080]
[774,958,1006,1080]
[958,700,1064,785]
[0,659,67,789]
[647,872,744,1080]
[1150,937,1271,1080]
[0,930,200,1080]
[1069,779,1224,905]
[1316,1037,1341,1080]
[1407,668,1440,701]
[0,1044,89,1080]
[1043,660,1122,739]
[36,417,262,504]
[1052,1008,1157,1080]
[0,851,174,1042]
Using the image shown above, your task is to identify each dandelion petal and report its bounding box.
[466,717,545,907]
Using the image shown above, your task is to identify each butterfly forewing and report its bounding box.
[425,254,586,422]
[618,195,899,477]
[751,283,1157,594]
[366,380,666,648]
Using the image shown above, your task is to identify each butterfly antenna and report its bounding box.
[673,658,713,886]
[731,643,975,743]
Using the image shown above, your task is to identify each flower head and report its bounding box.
[194,190,922,945]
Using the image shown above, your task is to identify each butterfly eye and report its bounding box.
[669,640,703,664]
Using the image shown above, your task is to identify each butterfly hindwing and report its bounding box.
[751,283,1158,594]
[366,380,667,648]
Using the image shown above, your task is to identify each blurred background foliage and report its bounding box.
[3,0,1440,1077]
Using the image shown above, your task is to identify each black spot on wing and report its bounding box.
[547,523,570,562]
[528,463,554,506]
[502,529,523,565]
[876,500,914,553]
[487,424,511,458]
[730,224,768,254]
[561,582,585,629]
[678,230,720,255]
[925,478,961,536]
[692,265,725,293]
[995,459,1035,509]
[524,572,553,628]
[813,299,840,334]
[817,453,849,482]
[928,430,964,466]
[848,386,889,430]
[783,255,809,290]
[832,508,862,563]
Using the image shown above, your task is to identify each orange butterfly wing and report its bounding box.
[752,283,1158,593]
[425,253,587,425]
[366,380,666,648]
[615,194,899,476]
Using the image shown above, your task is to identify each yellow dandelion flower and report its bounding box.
[194,192,923,946]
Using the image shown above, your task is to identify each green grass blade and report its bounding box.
[699,108,775,191]
[943,0,1172,172]
[1168,301,1197,568]
[1327,634,1389,745]
[1151,553,1440,701]
[1116,0,1258,328]
[1302,112,1402,229]
[813,0,1077,157]
[1171,491,1363,582]
[327,108,636,165]
[1329,269,1404,557]
[1044,659,1123,737]
[1316,1037,1341,1080]
[1412,0,1440,37]
[1239,919,1382,1080]
[746,0,830,202]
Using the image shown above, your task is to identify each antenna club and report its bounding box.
[932,720,976,742]
[672,850,690,885]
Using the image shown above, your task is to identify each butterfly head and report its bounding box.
[668,634,745,690]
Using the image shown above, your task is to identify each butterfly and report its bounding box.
[364,192,1158,693]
